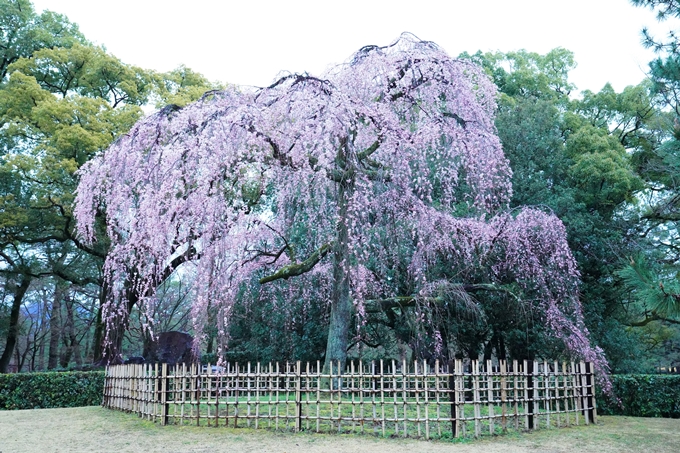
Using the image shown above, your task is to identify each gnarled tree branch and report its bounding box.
[259,242,333,284]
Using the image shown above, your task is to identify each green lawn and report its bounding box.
[154,396,585,439]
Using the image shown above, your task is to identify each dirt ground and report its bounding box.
[1,406,679,453]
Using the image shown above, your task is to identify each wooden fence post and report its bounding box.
[526,360,535,430]
[586,362,597,423]
[295,360,302,432]
[579,361,596,425]
[160,363,168,425]
[447,360,456,438]
[472,360,480,437]
[500,360,507,433]
[487,359,494,436]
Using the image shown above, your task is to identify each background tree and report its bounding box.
[624,0,680,348]
[0,0,86,372]
[463,47,676,372]
[0,0,219,371]
[0,0,84,80]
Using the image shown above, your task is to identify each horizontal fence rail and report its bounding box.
[103,359,597,439]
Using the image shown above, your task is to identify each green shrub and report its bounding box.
[0,371,105,410]
[597,374,680,418]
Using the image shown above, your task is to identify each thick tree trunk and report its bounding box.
[93,252,190,365]
[92,280,130,366]
[323,178,354,373]
[48,281,65,369]
[92,302,104,364]
[60,291,75,368]
[0,275,31,373]
[98,304,131,365]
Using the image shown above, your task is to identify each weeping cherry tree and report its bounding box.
[75,35,608,384]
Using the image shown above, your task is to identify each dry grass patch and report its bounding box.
[0,406,678,453]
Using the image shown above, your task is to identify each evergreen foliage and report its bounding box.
[598,374,680,418]
[0,370,104,409]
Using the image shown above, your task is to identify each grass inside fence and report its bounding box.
[140,389,590,439]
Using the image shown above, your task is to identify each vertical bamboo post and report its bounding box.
[275,361,279,429]
[114,365,119,410]
[572,361,580,426]
[269,362,274,429]
[316,360,321,433]
[402,359,408,437]
[458,359,465,437]
[305,361,311,431]
[544,360,550,429]
[246,362,252,428]
[392,359,398,436]
[500,360,507,433]
[180,363,186,425]
[136,365,141,417]
[255,362,260,430]
[522,360,528,430]
[132,364,137,413]
[380,359,386,437]
[117,365,122,411]
[160,363,168,426]
[142,364,147,419]
[533,360,539,429]
[234,362,240,428]
[371,361,377,436]
[111,366,116,410]
[554,360,560,428]
[328,361,334,431]
[127,364,137,413]
[337,360,343,432]
[205,362,212,426]
[487,359,494,435]
[130,365,136,414]
[473,359,480,438]
[586,362,597,423]
[447,359,456,438]
[415,360,421,438]
[350,361,356,433]
[109,365,114,410]
[424,359,430,440]
[435,359,441,438]
[170,364,176,424]
[579,361,590,425]
[120,365,125,411]
[143,364,148,418]
[141,363,146,417]
[525,359,535,430]
[359,361,364,434]
[563,360,569,426]
[294,361,301,432]
[197,362,202,426]
[114,366,123,410]
[513,359,519,430]
[121,365,125,411]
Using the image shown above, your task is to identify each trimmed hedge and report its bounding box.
[0,371,105,410]
[597,374,680,418]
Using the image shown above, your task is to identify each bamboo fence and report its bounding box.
[103,359,597,439]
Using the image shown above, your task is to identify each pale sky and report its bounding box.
[31,0,678,94]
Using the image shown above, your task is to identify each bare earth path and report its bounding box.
[1,406,679,453]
